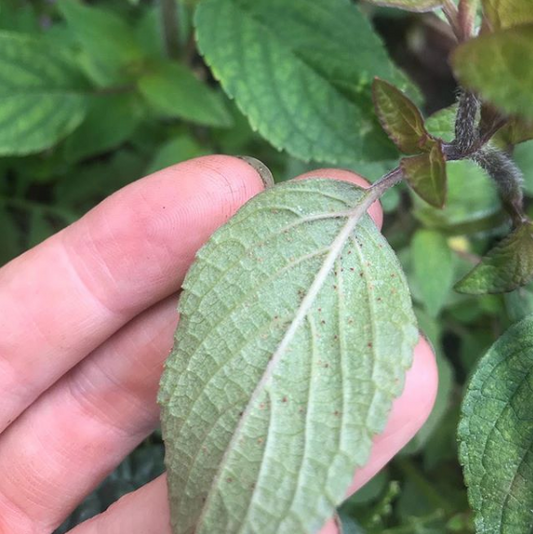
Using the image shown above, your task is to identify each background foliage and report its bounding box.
[1,0,533,532]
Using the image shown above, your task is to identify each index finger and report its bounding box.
[0,155,265,433]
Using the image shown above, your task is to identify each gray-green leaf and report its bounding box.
[195,0,410,165]
[459,315,533,533]
[159,179,418,534]
[455,222,533,294]
[0,31,89,155]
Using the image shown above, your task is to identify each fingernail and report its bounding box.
[237,156,274,189]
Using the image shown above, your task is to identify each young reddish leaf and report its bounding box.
[372,78,431,155]
[455,222,533,294]
[452,25,533,120]
[482,0,533,30]
[365,0,443,12]
[401,142,447,208]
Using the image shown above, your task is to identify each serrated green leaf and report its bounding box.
[452,25,533,120]
[455,222,533,294]
[365,0,443,13]
[139,61,232,127]
[372,78,431,155]
[195,0,411,165]
[482,0,533,29]
[159,179,418,534]
[401,143,447,208]
[412,230,454,316]
[58,0,145,86]
[0,31,89,155]
[459,315,533,533]
[63,93,143,163]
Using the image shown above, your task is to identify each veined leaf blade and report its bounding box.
[459,316,533,532]
[159,179,418,534]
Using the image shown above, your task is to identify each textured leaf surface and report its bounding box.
[58,0,144,85]
[365,0,443,13]
[453,25,533,120]
[482,0,533,29]
[455,223,533,294]
[139,61,232,127]
[372,78,430,155]
[0,31,88,155]
[412,230,454,317]
[459,316,533,533]
[195,0,409,165]
[401,143,447,208]
[159,179,418,534]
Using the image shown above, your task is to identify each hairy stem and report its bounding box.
[472,148,527,226]
[455,91,480,154]
[160,0,181,60]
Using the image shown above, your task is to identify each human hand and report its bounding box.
[0,156,437,534]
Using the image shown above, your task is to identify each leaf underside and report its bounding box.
[459,315,533,533]
[159,179,418,534]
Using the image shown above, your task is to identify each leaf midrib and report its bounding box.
[194,188,376,531]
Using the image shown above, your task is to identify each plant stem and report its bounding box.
[160,0,181,60]
[442,0,462,41]
[370,167,404,199]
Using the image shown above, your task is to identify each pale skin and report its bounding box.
[0,156,438,534]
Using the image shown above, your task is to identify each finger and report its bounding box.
[64,338,437,534]
[0,155,265,433]
[0,295,179,533]
[293,168,384,229]
[319,336,438,534]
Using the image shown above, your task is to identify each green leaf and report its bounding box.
[459,315,533,533]
[0,31,89,155]
[139,61,232,127]
[412,230,454,316]
[455,222,533,294]
[372,78,431,155]
[195,0,411,165]
[159,179,418,534]
[452,25,533,120]
[364,0,443,13]
[425,105,457,143]
[401,143,447,208]
[63,93,143,163]
[58,0,145,85]
[412,159,502,235]
[481,0,533,29]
